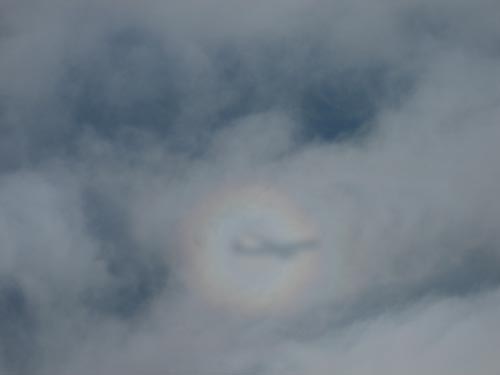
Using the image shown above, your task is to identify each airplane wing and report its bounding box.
[232,237,317,259]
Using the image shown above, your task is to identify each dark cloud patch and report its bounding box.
[64,28,181,139]
[81,188,168,319]
[0,279,38,375]
[82,255,167,320]
[294,65,413,141]
[428,248,500,298]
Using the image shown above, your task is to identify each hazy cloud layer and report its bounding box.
[1,1,500,374]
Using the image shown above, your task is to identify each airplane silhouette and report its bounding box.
[232,236,318,259]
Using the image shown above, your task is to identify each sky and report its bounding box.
[1,0,500,374]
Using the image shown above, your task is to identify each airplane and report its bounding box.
[232,235,318,259]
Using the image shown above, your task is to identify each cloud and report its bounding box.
[1,0,500,374]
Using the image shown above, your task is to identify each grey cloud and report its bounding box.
[1,0,500,374]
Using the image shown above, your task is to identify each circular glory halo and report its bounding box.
[180,184,320,315]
